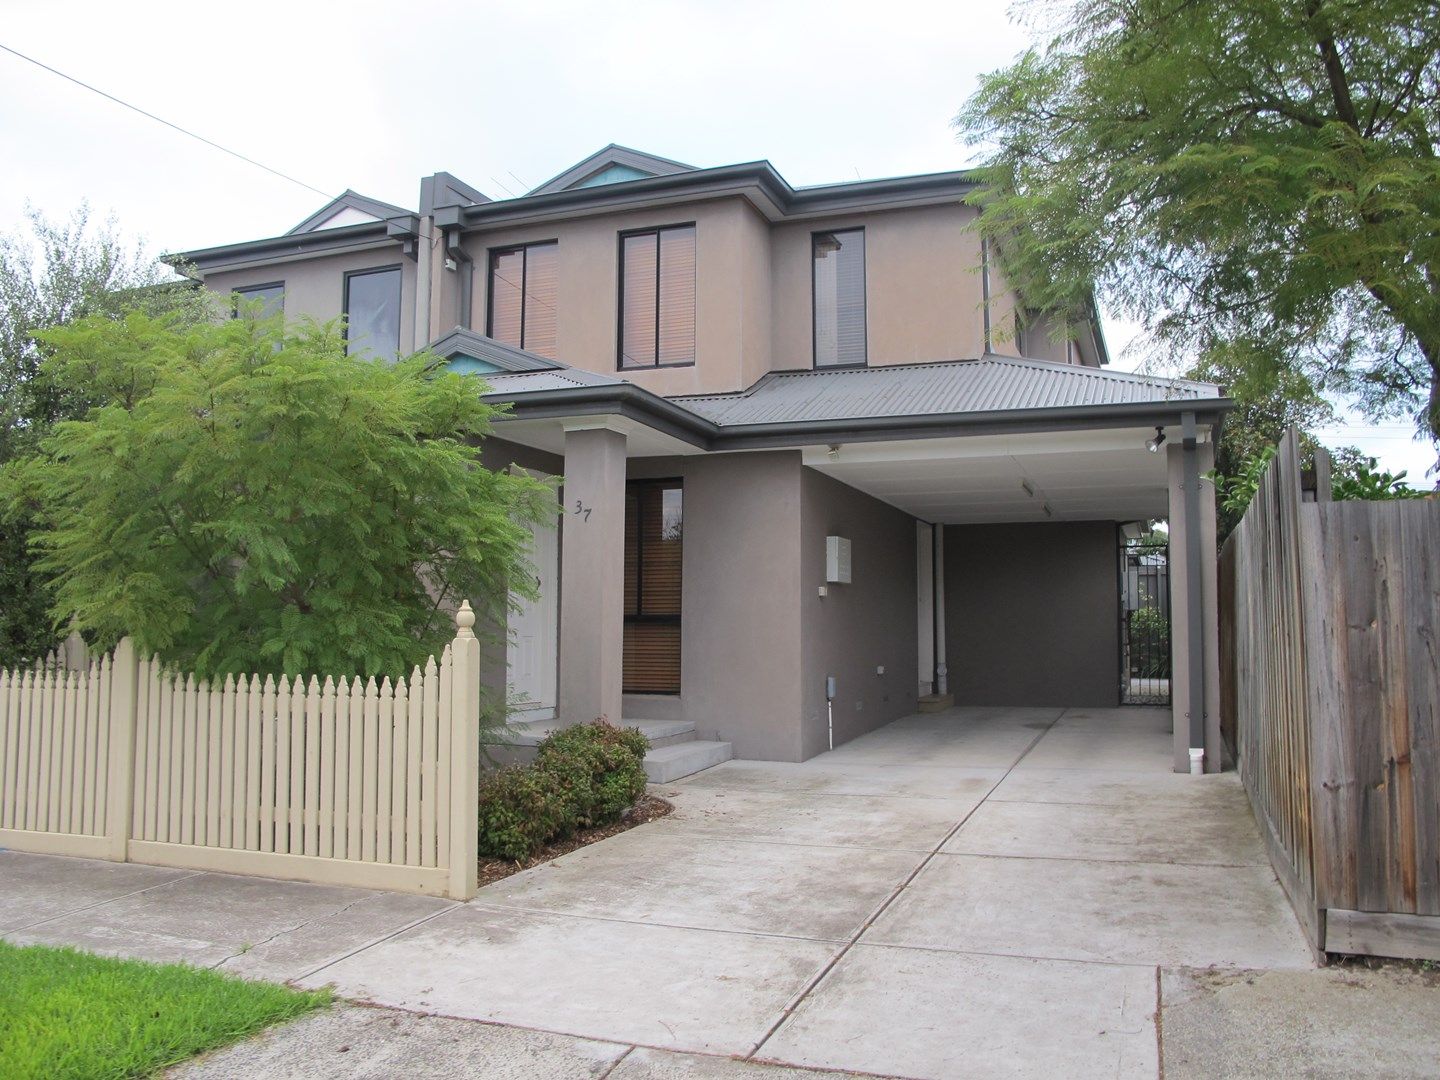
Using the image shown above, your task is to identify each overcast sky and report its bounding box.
[2,0,1431,479]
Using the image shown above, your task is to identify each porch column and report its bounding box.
[1166,414,1221,773]
[559,421,628,725]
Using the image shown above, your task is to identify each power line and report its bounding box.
[0,41,334,200]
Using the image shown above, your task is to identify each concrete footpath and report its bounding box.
[4,706,1439,1078]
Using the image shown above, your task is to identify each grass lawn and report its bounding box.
[0,941,330,1079]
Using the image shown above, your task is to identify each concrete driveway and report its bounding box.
[1,706,1316,1079]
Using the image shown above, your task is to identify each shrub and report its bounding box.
[476,766,570,862]
[476,720,651,862]
[536,721,650,828]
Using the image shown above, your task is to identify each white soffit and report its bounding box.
[802,427,1179,524]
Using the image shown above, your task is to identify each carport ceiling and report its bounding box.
[802,427,1184,525]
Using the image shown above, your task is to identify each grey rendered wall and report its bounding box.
[798,469,919,759]
[204,246,419,354]
[943,522,1120,708]
[625,451,805,761]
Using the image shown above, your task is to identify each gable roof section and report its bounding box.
[674,356,1220,427]
[429,327,563,372]
[287,190,414,235]
[527,144,696,196]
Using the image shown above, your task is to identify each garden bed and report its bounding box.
[477,794,673,887]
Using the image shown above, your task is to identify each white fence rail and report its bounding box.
[0,605,481,900]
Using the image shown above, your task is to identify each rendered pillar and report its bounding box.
[559,422,628,726]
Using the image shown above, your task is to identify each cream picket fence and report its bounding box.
[0,604,481,900]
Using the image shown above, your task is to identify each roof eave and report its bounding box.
[166,221,399,274]
[485,383,1233,453]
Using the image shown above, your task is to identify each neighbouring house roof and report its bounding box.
[675,356,1220,426]
[527,144,697,196]
[429,327,563,372]
[478,354,1230,452]
[286,190,415,235]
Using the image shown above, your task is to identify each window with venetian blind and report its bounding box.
[812,228,867,367]
[618,224,696,368]
[623,480,683,694]
[487,241,558,358]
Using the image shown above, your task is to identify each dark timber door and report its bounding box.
[623,479,683,694]
[1120,531,1171,705]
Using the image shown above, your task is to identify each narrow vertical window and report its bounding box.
[233,281,284,320]
[343,266,402,358]
[812,228,866,367]
[623,480,683,694]
[487,241,558,358]
[619,224,695,368]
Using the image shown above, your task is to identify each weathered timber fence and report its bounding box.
[0,604,481,900]
[1221,430,1440,959]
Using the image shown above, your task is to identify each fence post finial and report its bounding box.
[447,600,480,900]
[455,600,476,639]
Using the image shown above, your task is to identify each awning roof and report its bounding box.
[676,357,1218,426]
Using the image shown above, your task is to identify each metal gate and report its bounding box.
[1120,531,1171,705]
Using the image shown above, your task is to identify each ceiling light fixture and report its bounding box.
[1146,426,1167,453]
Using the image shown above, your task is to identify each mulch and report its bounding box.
[475,794,674,887]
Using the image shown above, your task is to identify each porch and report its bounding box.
[478,352,1230,774]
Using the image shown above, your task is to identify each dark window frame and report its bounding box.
[232,280,285,319]
[623,477,684,696]
[485,239,559,352]
[342,264,404,357]
[616,222,697,371]
[810,226,868,370]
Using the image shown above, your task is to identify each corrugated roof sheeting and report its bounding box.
[483,368,626,393]
[675,356,1217,426]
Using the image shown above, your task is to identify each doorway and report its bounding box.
[1120,529,1171,705]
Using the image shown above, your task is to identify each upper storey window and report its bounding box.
[812,229,867,368]
[233,281,284,320]
[488,241,558,359]
[619,224,696,369]
[344,266,402,358]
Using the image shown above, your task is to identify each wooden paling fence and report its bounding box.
[0,604,482,900]
[1221,431,1440,960]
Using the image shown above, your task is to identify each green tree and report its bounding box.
[0,206,207,667]
[3,309,553,681]
[957,0,1440,460]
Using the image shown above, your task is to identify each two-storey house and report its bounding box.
[174,145,1231,775]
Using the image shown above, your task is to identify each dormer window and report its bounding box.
[619,224,696,369]
[812,228,867,368]
[487,241,558,359]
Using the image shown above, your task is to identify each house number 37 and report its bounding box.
[573,500,592,522]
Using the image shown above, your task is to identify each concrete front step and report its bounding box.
[642,740,733,783]
[484,717,696,749]
[623,718,696,748]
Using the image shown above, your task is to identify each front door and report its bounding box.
[508,472,559,719]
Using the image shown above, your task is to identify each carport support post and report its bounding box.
[1167,413,1221,773]
[559,421,628,727]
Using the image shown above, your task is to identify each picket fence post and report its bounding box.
[447,602,481,901]
[104,637,140,862]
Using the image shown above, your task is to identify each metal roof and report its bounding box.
[673,356,1219,427]
[482,367,628,394]
[429,328,562,372]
